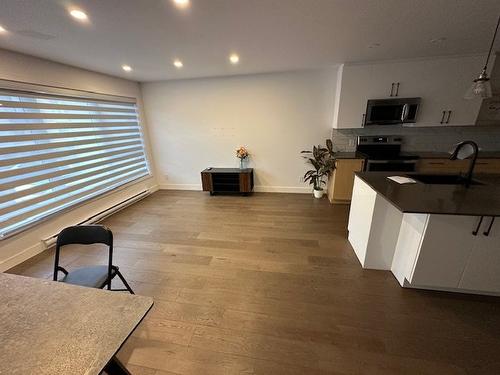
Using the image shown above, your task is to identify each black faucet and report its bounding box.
[449,141,479,188]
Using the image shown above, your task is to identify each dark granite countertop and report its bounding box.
[202,167,253,173]
[0,273,153,375]
[405,151,500,159]
[334,152,366,159]
[355,172,500,216]
[335,151,500,160]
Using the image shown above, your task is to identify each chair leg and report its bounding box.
[115,270,135,294]
[103,356,131,375]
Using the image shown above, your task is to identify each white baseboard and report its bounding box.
[159,184,310,194]
[0,243,45,272]
[149,184,160,193]
[159,183,201,190]
[254,185,310,194]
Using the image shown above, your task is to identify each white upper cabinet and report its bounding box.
[333,55,487,128]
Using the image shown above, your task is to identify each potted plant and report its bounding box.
[301,139,335,198]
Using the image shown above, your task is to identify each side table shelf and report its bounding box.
[201,168,254,195]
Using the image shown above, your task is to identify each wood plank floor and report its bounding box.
[8,190,500,375]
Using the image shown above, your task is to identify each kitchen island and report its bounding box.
[348,172,500,296]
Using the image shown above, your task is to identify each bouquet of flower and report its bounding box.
[236,146,249,169]
[236,146,249,160]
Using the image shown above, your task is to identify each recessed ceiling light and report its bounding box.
[229,53,240,64]
[173,0,190,8]
[173,59,183,68]
[122,65,132,72]
[69,9,88,21]
[0,25,7,33]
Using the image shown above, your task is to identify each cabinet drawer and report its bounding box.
[417,159,469,174]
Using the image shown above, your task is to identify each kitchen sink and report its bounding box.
[409,174,484,185]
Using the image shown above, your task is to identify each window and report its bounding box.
[0,87,150,239]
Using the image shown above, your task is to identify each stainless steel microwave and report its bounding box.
[364,97,421,125]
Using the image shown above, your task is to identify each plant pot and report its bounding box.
[313,189,324,199]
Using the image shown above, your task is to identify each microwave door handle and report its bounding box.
[401,104,409,122]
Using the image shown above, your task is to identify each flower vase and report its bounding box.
[239,158,244,169]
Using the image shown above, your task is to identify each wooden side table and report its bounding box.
[201,168,254,195]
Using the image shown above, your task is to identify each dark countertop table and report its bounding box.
[404,151,500,159]
[335,151,500,160]
[202,167,253,173]
[334,152,365,159]
[0,273,153,375]
[355,172,500,216]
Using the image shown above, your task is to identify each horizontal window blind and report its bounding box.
[0,88,150,239]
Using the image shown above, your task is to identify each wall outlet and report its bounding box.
[348,139,355,147]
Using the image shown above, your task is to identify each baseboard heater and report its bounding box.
[42,190,150,249]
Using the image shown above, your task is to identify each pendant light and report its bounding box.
[464,16,500,99]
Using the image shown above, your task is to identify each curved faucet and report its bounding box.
[449,141,479,188]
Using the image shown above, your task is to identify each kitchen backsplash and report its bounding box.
[332,126,500,152]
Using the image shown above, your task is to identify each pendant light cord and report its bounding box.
[484,15,500,70]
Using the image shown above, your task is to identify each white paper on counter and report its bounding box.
[387,176,417,184]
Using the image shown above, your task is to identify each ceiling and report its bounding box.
[1,0,500,82]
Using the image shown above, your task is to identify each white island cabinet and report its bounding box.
[348,176,403,269]
[392,214,500,294]
[348,175,500,296]
[392,214,479,289]
[458,217,500,292]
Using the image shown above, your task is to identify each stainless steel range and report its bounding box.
[356,136,419,172]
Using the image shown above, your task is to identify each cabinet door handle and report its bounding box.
[390,83,395,97]
[472,216,484,236]
[483,217,495,236]
[362,113,366,127]
[395,82,400,97]
[401,103,409,122]
[446,110,452,124]
[440,111,446,124]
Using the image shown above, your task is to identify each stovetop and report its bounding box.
[356,135,419,161]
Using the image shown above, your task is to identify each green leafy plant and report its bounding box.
[301,139,336,191]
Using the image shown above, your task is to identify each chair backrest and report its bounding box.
[57,225,113,247]
[54,225,114,281]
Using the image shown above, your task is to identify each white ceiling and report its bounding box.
[1,0,499,82]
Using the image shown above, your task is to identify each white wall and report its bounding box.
[141,68,338,193]
[0,49,158,271]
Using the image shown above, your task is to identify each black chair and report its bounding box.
[53,225,134,294]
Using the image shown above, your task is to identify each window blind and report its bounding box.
[0,88,150,239]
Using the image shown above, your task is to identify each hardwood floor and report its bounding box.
[8,190,500,374]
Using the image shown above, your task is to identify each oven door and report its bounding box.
[366,160,417,172]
